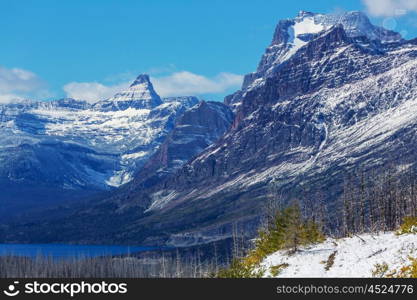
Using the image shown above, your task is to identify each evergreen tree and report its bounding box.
[282,203,306,253]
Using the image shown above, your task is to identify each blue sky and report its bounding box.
[1,0,417,103]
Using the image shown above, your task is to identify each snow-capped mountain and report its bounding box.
[226,11,403,108]
[145,11,417,246]
[93,74,163,111]
[81,10,417,245]
[0,75,200,217]
[5,11,417,246]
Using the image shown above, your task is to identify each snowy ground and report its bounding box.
[260,232,417,277]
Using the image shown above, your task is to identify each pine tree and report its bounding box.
[282,202,306,253]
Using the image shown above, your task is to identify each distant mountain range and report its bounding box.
[3,11,417,246]
[0,74,232,219]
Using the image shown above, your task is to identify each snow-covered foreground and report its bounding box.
[261,232,417,277]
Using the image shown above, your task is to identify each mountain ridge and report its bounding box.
[0,75,231,219]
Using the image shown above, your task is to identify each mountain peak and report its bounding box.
[130,74,152,87]
[233,10,404,102]
[93,74,163,111]
[272,10,403,47]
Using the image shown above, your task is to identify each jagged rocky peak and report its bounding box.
[271,10,403,46]
[268,10,403,69]
[130,74,152,87]
[234,10,404,95]
[94,73,163,111]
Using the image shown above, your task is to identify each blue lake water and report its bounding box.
[0,244,158,259]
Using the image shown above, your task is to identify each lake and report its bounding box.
[0,243,158,259]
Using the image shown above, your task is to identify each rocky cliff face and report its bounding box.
[124,101,234,210]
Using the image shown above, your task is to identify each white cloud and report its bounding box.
[151,71,243,97]
[362,0,417,16]
[63,71,243,102]
[0,93,23,104]
[0,66,46,103]
[63,81,130,103]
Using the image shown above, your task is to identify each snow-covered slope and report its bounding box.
[261,232,417,278]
